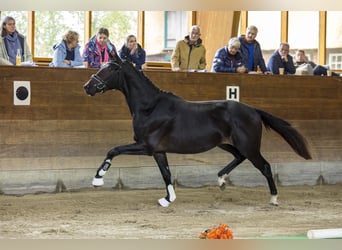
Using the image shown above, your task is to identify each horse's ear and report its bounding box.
[109,52,123,65]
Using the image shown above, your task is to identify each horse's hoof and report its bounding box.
[218,175,227,190]
[269,195,279,206]
[92,177,104,187]
[167,185,176,202]
[158,198,170,207]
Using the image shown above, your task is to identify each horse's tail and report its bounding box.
[256,109,312,160]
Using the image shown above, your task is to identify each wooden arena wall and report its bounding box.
[0,66,341,194]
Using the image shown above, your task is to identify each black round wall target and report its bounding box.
[16,86,29,100]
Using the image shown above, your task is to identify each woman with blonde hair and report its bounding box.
[49,30,83,67]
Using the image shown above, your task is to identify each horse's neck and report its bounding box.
[122,71,160,114]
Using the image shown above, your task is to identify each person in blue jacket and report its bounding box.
[49,30,83,68]
[211,37,247,73]
[119,35,146,70]
[267,42,296,75]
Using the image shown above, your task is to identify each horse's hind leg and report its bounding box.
[153,152,176,207]
[217,144,246,190]
[249,153,278,206]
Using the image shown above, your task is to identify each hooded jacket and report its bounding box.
[82,35,117,68]
[171,35,206,71]
[49,40,83,67]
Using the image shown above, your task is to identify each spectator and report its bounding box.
[238,25,270,74]
[49,30,83,68]
[0,16,32,65]
[294,49,340,76]
[119,34,146,70]
[211,37,247,73]
[267,42,296,75]
[171,25,206,71]
[82,28,117,68]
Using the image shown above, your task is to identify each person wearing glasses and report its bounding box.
[49,30,83,68]
[119,34,146,70]
[82,27,117,68]
[171,25,207,72]
[0,16,32,65]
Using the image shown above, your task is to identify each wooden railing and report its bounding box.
[0,65,341,192]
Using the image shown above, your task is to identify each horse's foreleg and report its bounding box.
[153,152,176,207]
[217,144,246,189]
[92,159,112,186]
[92,143,148,187]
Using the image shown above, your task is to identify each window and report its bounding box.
[34,11,85,58]
[247,11,281,64]
[288,11,319,62]
[329,54,342,70]
[165,11,188,48]
[91,11,138,50]
[326,11,342,69]
[0,11,28,39]
[144,11,189,62]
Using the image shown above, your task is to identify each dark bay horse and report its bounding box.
[83,58,311,207]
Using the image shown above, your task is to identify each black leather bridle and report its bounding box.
[89,62,122,93]
[90,74,108,93]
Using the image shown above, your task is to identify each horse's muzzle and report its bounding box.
[83,81,96,96]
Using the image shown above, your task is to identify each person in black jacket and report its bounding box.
[119,35,146,70]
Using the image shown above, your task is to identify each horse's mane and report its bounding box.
[123,61,175,96]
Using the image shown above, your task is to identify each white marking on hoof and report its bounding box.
[98,169,107,177]
[270,195,278,206]
[167,185,176,202]
[218,174,228,190]
[158,198,170,207]
[92,177,104,187]
[218,175,226,186]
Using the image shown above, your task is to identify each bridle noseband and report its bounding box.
[90,62,122,93]
[90,74,107,92]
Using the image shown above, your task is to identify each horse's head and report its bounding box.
[83,57,123,96]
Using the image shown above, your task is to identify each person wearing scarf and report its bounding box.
[82,27,117,68]
[0,16,32,65]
